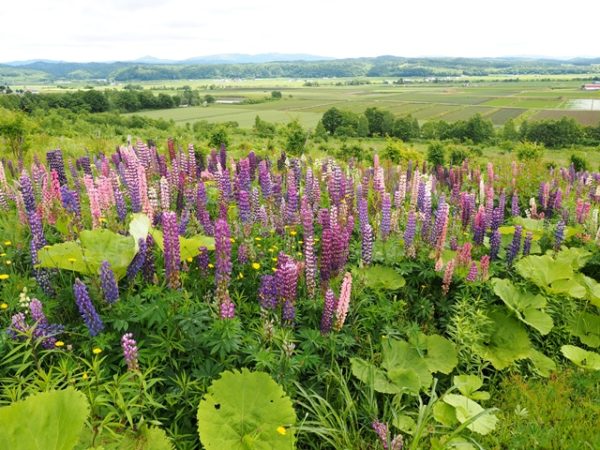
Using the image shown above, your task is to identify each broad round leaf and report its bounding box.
[361,265,406,291]
[561,345,600,371]
[197,369,296,450]
[443,394,498,435]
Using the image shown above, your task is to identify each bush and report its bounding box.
[427,141,446,167]
[570,154,588,172]
[515,141,544,162]
[208,126,230,149]
[449,147,469,165]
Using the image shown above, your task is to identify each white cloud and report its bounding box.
[1,0,598,62]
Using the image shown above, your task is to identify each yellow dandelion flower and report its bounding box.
[186,257,193,263]
[3,241,11,246]
[271,257,278,262]
[0,274,9,280]
[99,217,107,223]
[68,258,77,263]
[254,237,262,241]
[0,302,8,310]
[55,341,65,347]
[229,237,236,243]
[277,426,287,436]
[257,244,262,248]
[208,263,215,269]
[252,262,261,270]
[5,260,11,265]
[92,347,102,355]
[82,372,89,380]
[0,253,6,257]
[238,272,244,279]
[290,230,297,236]
[269,247,275,253]
[296,252,302,257]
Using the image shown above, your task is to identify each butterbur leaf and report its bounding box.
[453,375,483,397]
[515,254,573,288]
[350,358,402,394]
[392,414,416,434]
[577,274,600,307]
[421,334,458,374]
[550,278,586,299]
[197,369,296,450]
[474,310,532,370]
[433,401,458,427]
[554,247,591,270]
[568,312,600,348]
[361,265,406,291]
[442,394,498,435]
[129,213,151,252]
[561,345,600,371]
[528,349,556,377]
[382,338,432,391]
[386,368,422,394]
[0,387,89,450]
[492,278,553,335]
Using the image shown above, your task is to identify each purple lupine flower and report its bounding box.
[506,225,522,266]
[238,190,252,224]
[466,262,479,282]
[320,288,337,334]
[320,225,334,282]
[358,197,369,230]
[489,229,501,260]
[73,279,104,337]
[362,223,374,265]
[127,238,147,281]
[162,211,180,288]
[472,206,486,246]
[215,218,232,293]
[522,231,533,256]
[121,333,139,371]
[30,240,55,297]
[8,312,29,340]
[179,209,190,236]
[285,171,298,225]
[554,220,565,250]
[197,246,209,274]
[380,192,391,240]
[480,255,490,280]
[46,149,68,185]
[237,243,249,264]
[258,160,272,198]
[258,274,278,309]
[29,298,62,349]
[372,420,389,450]
[276,257,298,323]
[449,236,458,251]
[219,292,235,319]
[301,197,317,297]
[99,261,119,304]
[404,210,417,254]
[511,192,520,217]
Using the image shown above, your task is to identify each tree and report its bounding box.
[0,109,31,159]
[516,141,544,161]
[357,114,370,137]
[82,90,109,113]
[253,115,276,138]
[285,120,307,155]
[209,126,229,148]
[502,119,519,141]
[364,107,394,136]
[204,94,216,104]
[393,115,420,141]
[321,107,344,135]
[463,114,494,143]
[427,141,446,167]
[314,121,328,141]
[271,91,282,99]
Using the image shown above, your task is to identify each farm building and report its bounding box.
[582,83,600,91]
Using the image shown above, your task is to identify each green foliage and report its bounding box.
[570,153,588,172]
[356,265,406,291]
[449,147,469,165]
[208,126,229,148]
[441,393,498,435]
[149,228,215,261]
[0,388,89,450]
[284,120,307,155]
[568,312,600,348]
[271,91,282,99]
[197,369,296,449]
[0,107,32,159]
[561,345,600,370]
[380,138,422,164]
[37,229,137,280]
[515,141,544,161]
[426,141,446,167]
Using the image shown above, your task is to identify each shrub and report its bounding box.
[570,154,588,172]
[427,141,446,167]
[515,141,544,162]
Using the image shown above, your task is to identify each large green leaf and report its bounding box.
[453,375,489,401]
[561,345,600,370]
[554,247,591,270]
[492,278,553,335]
[37,229,136,280]
[473,310,532,370]
[528,349,556,377]
[350,358,403,394]
[515,254,573,288]
[568,312,600,348]
[442,394,498,435]
[0,387,89,450]
[577,274,600,307]
[197,369,296,450]
[150,229,215,261]
[361,265,406,291]
[129,213,151,252]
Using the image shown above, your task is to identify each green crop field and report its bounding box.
[123,77,600,128]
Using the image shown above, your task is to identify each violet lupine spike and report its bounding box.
[506,225,523,266]
[372,420,389,450]
[73,279,104,337]
[46,149,68,185]
[197,246,210,274]
[489,229,501,260]
[554,220,565,250]
[121,333,139,371]
[276,257,298,323]
[29,298,61,349]
[362,223,374,266]
[215,218,232,293]
[219,292,235,319]
[522,231,533,256]
[99,260,119,304]
[259,274,278,310]
[320,288,337,334]
[127,238,147,281]
[380,193,391,240]
[472,206,486,246]
[480,255,490,280]
[238,190,252,224]
[8,312,29,340]
[162,211,180,288]
[466,262,479,282]
[237,243,249,265]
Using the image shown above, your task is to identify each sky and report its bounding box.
[2,0,598,62]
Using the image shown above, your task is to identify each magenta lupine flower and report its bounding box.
[301,198,317,297]
[333,272,352,331]
[522,231,533,256]
[472,206,486,245]
[362,223,374,265]
[380,193,391,240]
[480,255,490,281]
[220,292,236,319]
[466,262,479,282]
[372,420,390,450]
[442,259,455,296]
[506,225,522,266]
[162,211,180,288]
[73,279,104,337]
[320,288,337,334]
[99,260,119,304]
[121,333,139,371]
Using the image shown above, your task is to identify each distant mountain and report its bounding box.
[4,59,69,67]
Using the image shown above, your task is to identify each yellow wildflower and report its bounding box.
[277,426,287,436]
[252,262,261,270]
[92,347,102,355]
[271,257,278,262]
[99,217,107,223]
[55,341,65,347]
[5,260,11,265]
[290,230,297,236]
[208,263,215,269]
[296,252,302,257]
[254,237,262,241]
[0,253,6,257]
[82,372,89,380]
[68,258,77,263]
[238,272,244,279]
[272,267,277,272]
[186,257,193,263]
[230,237,236,243]
[3,241,11,246]
[0,302,8,310]
[0,274,9,280]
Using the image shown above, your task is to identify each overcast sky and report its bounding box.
[2,0,597,62]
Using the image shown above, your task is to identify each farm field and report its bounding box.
[123,78,600,128]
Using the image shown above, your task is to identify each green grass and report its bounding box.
[481,369,600,450]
